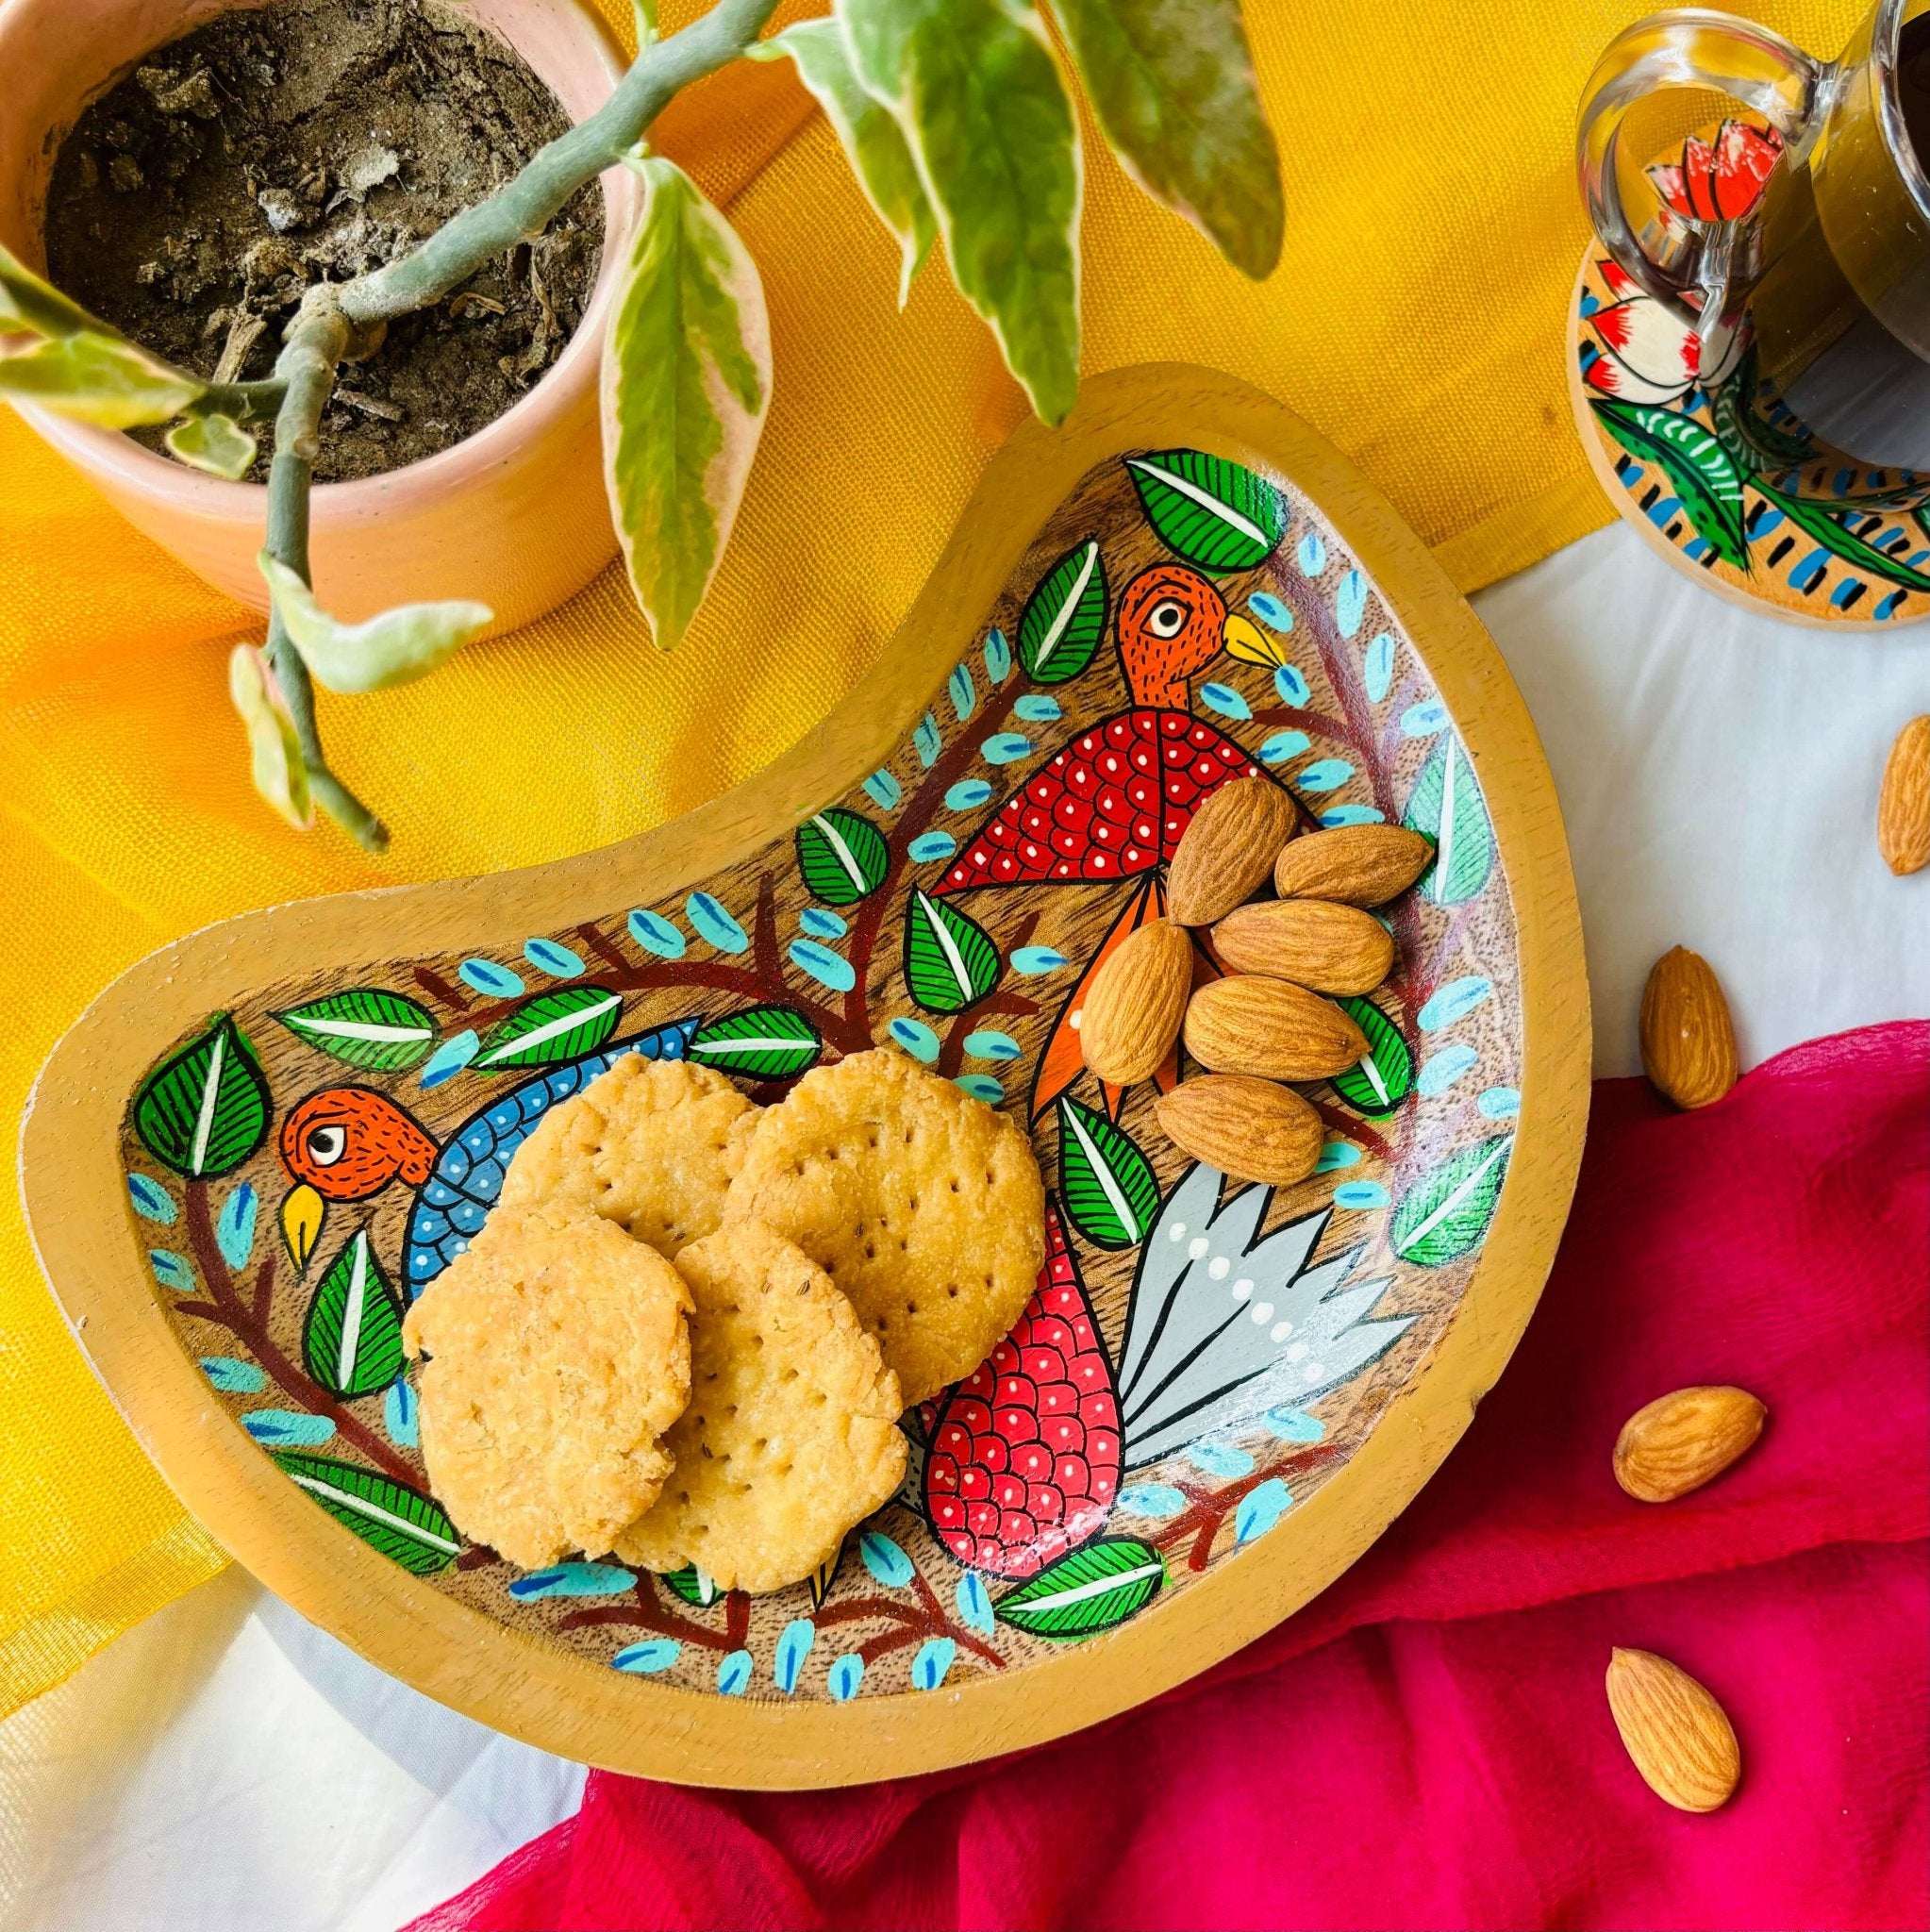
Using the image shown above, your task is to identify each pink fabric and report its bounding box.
[412,1024,1930,1932]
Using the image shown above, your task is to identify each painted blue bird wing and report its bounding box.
[402,1017,699,1294]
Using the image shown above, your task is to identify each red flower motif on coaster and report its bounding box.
[1648,119,1783,224]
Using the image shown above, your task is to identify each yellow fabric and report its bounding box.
[0,0,1865,1718]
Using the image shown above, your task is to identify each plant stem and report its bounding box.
[196,377,286,424]
[340,0,781,327]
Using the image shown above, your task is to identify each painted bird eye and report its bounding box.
[1147,599,1187,638]
[306,1124,346,1167]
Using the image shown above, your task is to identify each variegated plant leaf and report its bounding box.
[167,410,257,479]
[0,329,205,427]
[0,242,106,339]
[258,553,491,693]
[227,644,313,830]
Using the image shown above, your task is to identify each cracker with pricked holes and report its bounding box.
[722,1048,1046,1406]
[402,1210,692,1570]
[495,1054,758,1259]
[614,1219,907,1593]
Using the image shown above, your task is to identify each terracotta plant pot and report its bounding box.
[0,0,639,632]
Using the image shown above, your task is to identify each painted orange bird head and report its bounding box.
[1117,565,1274,708]
[277,1087,438,1273]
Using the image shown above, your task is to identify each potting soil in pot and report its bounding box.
[42,0,606,483]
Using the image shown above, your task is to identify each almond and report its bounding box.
[1613,1385,1766,1503]
[1079,918,1194,1084]
[1182,974,1369,1081]
[1211,899,1395,995]
[1639,947,1739,1109]
[1606,1648,1741,1813]
[1273,823,1434,905]
[1156,1074,1324,1185]
[1166,775,1298,925]
[1878,714,1930,875]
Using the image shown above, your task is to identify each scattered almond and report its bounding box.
[1182,974,1368,1081]
[1606,1648,1741,1813]
[1155,1074,1324,1185]
[1877,714,1930,875]
[1273,823,1434,906]
[1614,1385,1766,1502]
[1166,775,1298,925]
[1211,898,1395,995]
[1079,919,1194,1085]
[1639,947,1738,1109]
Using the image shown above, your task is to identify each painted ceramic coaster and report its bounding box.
[1569,117,1930,628]
[22,367,1589,1787]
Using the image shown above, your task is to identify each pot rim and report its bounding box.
[10,0,633,522]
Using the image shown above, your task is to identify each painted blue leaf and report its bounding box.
[912,1637,957,1690]
[717,1649,754,1695]
[955,1074,1005,1104]
[1295,758,1356,792]
[908,831,957,863]
[1316,1141,1361,1172]
[946,779,994,812]
[981,733,1032,766]
[914,713,942,767]
[523,938,583,978]
[1010,946,1068,974]
[862,768,903,811]
[626,908,687,958]
[827,1652,865,1702]
[956,1572,995,1635]
[1364,630,1396,702]
[1198,681,1252,721]
[459,959,524,998]
[1333,1180,1391,1210]
[789,940,857,993]
[889,1017,941,1063]
[419,1029,479,1089]
[948,663,976,722]
[964,1030,1023,1060]
[983,627,1012,682]
[385,1377,420,1447]
[1418,976,1493,1030]
[686,892,749,953]
[1478,1085,1522,1119]
[1320,805,1386,827]
[1259,729,1311,765]
[150,1249,192,1291]
[1419,1043,1480,1096]
[1273,664,1311,707]
[1401,700,1450,739]
[1014,693,1063,723]
[201,1356,265,1393]
[1263,1407,1326,1442]
[800,907,848,940]
[1235,1477,1293,1545]
[774,1617,816,1692]
[1296,529,1326,575]
[1117,1482,1188,1518]
[1335,569,1367,638]
[612,1640,682,1674]
[1188,1441,1255,1479]
[509,1562,637,1600]
[859,1530,915,1589]
[241,1408,336,1446]
[215,1181,258,1271]
[1248,591,1292,630]
[127,1173,175,1224]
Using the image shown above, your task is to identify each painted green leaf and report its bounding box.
[1401,736,1491,906]
[1045,0,1281,278]
[272,1450,459,1575]
[1708,346,1814,467]
[1126,449,1287,570]
[473,986,624,1073]
[1390,1134,1513,1268]
[996,1536,1165,1638]
[688,1005,823,1080]
[904,889,1001,1013]
[605,155,771,652]
[134,1013,272,1179]
[1329,997,1413,1117]
[1752,477,1930,594]
[757,21,935,305]
[0,241,107,338]
[842,0,1081,425]
[1017,539,1107,683]
[258,553,491,694]
[0,328,203,427]
[303,1228,406,1398]
[227,644,312,830]
[1590,401,1748,569]
[275,988,439,1072]
[1057,1096,1160,1249]
[661,1564,721,1607]
[795,808,890,907]
[166,410,256,479]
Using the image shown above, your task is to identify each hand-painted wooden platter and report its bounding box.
[22,365,1589,1786]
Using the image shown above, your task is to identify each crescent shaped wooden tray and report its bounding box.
[21,365,1589,1787]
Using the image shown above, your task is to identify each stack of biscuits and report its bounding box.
[401,1048,1045,1595]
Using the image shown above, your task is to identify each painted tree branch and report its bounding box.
[1149,1445,1337,1573]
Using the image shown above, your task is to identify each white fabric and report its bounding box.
[3,520,1925,1932]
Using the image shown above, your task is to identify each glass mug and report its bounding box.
[1579,0,1930,464]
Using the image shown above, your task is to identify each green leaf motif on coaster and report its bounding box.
[303,1228,406,1398]
[0,329,204,427]
[661,1565,721,1607]
[1390,1134,1512,1268]
[1126,449,1286,570]
[1045,0,1282,278]
[273,1451,459,1576]
[995,1537,1165,1638]
[904,889,1001,1013]
[474,987,624,1073]
[276,988,440,1072]
[688,1005,823,1080]
[605,156,771,652]
[1329,997,1413,1118]
[227,644,313,830]
[1590,401,1748,570]
[1401,735,1491,906]
[258,554,491,694]
[795,808,891,907]
[166,410,256,479]
[134,1012,272,1179]
[1752,477,1930,594]
[1018,540,1107,683]
[1057,1095,1159,1249]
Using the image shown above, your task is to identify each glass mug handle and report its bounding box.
[1577,10,1829,343]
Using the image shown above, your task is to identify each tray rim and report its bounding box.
[19,363,1591,1787]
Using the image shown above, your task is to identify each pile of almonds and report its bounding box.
[1078,776,1431,1185]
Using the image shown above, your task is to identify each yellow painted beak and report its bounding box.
[281,1184,324,1274]
[1222,611,1286,669]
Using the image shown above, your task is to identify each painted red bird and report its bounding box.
[278,1086,437,1271]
